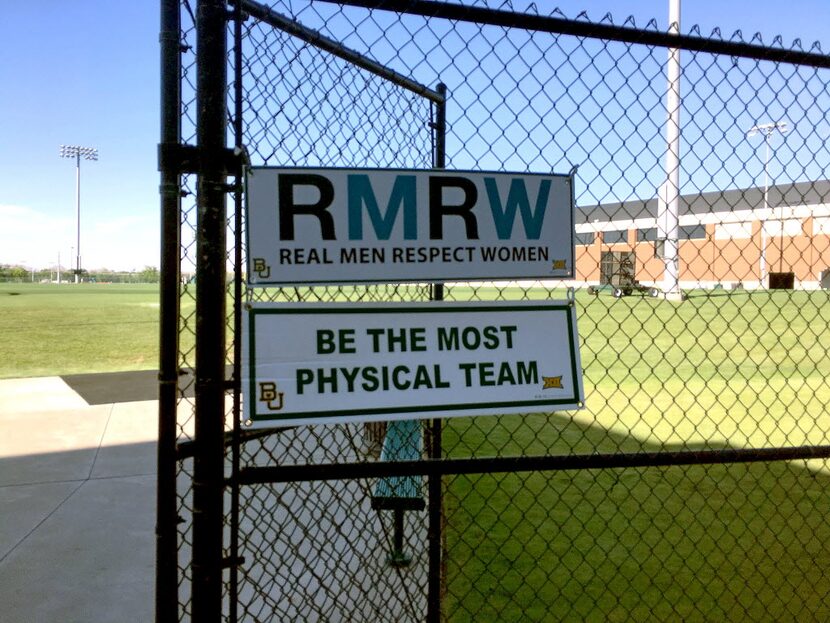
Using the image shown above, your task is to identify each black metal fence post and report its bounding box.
[157,0,182,620]
[192,1,228,620]
[229,2,245,621]
[427,81,447,623]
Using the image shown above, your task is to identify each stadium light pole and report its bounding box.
[746,122,788,287]
[60,145,98,283]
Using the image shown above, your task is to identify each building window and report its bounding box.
[679,224,706,240]
[575,231,594,245]
[637,228,657,242]
[603,229,628,244]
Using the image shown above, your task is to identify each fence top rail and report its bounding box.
[238,0,445,103]
[320,0,830,69]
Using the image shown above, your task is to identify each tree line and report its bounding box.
[0,264,160,283]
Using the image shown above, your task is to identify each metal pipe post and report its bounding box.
[156,0,182,619]
[427,82,447,623]
[192,1,228,620]
[229,2,245,620]
[662,0,682,300]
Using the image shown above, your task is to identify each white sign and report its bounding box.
[245,167,575,285]
[242,301,584,428]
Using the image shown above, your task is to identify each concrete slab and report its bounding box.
[0,406,113,486]
[0,375,159,623]
[92,401,158,479]
[0,377,87,414]
[0,475,155,623]
[0,480,81,560]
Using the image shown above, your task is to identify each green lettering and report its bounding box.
[438,327,459,351]
[501,326,517,349]
[411,328,427,352]
[413,365,433,389]
[296,369,313,394]
[482,326,499,349]
[366,328,383,353]
[340,367,359,392]
[317,368,338,393]
[459,362,476,386]
[516,360,538,384]
[361,366,379,391]
[434,364,450,388]
[497,361,516,385]
[392,365,411,390]
[316,330,336,354]
[478,362,495,386]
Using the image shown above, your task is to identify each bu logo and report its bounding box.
[253,258,271,279]
[259,381,285,411]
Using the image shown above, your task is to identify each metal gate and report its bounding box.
[158,1,830,621]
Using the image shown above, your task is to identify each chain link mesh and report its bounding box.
[172,1,830,620]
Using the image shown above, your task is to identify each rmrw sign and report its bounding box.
[245,167,575,285]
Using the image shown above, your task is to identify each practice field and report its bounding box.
[3,282,829,619]
[440,287,830,621]
[0,283,170,379]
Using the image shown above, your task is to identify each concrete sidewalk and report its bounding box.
[0,376,157,623]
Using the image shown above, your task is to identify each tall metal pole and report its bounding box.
[75,154,81,283]
[661,0,682,300]
[157,0,182,619]
[60,145,98,283]
[192,1,228,620]
[747,121,788,287]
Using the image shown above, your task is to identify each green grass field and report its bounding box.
[440,287,830,621]
[3,282,829,619]
[0,283,167,378]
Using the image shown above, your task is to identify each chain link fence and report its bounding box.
[163,0,830,620]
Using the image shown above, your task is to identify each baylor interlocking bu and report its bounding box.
[245,167,575,285]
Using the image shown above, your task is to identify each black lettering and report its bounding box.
[278,174,336,240]
[429,176,479,240]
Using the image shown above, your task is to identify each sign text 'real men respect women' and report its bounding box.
[245,167,575,285]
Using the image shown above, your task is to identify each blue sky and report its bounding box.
[2,0,829,271]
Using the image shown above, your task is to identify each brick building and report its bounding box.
[575,179,830,289]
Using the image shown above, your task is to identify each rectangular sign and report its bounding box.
[242,301,584,428]
[245,167,575,285]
